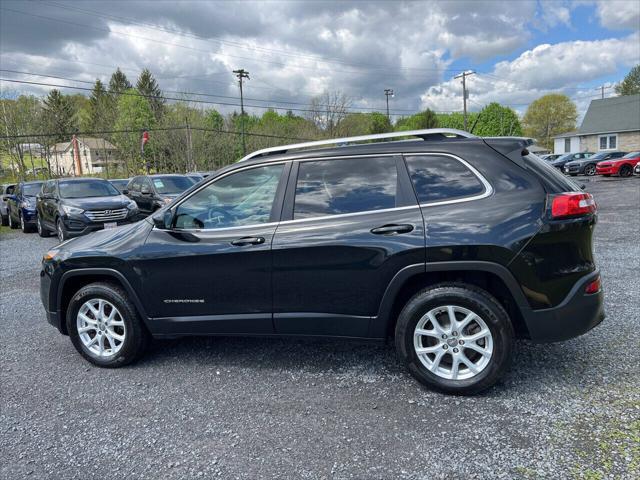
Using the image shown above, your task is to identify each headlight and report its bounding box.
[20,200,32,208]
[126,200,138,210]
[62,205,84,215]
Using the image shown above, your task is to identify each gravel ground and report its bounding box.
[1,176,639,480]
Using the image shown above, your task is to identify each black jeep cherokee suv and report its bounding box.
[40,129,604,394]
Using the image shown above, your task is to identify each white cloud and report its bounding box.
[592,0,640,30]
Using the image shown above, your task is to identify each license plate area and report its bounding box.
[104,222,117,230]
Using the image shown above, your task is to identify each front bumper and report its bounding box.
[523,270,605,343]
[21,208,37,224]
[62,214,135,238]
[596,166,616,175]
[564,164,582,175]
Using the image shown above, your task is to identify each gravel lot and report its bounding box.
[1,176,639,480]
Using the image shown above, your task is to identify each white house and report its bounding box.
[49,137,120,176]
[554,94,640,154]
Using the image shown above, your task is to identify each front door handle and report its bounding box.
[370,224,414,235]
[231,236,265,246]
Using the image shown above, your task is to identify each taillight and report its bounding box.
[585,276,601,294]
[550,192,597,219]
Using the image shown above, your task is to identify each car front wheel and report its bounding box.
[584,164,596,176]
[56,218,68,242]
[37,215,51,237]
[395,283,514,395]
[619,165,632,177]
[66,282,150,367]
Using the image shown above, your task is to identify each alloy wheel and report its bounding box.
[76,298,126,358]
[619,166,632,177]
[413,305,493,380]
[585,164,596,176]
[57,219,64,242]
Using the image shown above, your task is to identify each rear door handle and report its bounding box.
[370,224,414,235]
[231,236,265,246]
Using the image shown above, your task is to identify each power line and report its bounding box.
[38,0,470,75]
[0,125,313,141]
[0,69,425,113]
[0,77,433,115]
[1,7,463,79]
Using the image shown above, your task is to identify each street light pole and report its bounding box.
[233,69,250,156]
[384,89,394,121]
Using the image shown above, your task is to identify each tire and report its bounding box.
[619,165,632,177]
[395,283,514,395]
[56,217,67,242]
[37,215,51,237]
[66,282,150,368]
[8,210,18,229]
[1,213,8,226]
[20,212,35,233]
[584,164,596,176]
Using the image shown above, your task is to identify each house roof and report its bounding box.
[76,137,117,150]
[52,142,71,153]
[578,94,640,135]
[553,130,579,139]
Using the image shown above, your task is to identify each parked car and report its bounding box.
[1,183,16,226]
[596,151,640,177]
[6,181,43,232]
[564,151,627,176]
[550,152,593,171]
[108,178,131,193]
[635,162,640,176]
[186,173,205,183]
[540,154,562,162]
[39,129,605,394]
[124,174,196,215]
[36,177,138,241]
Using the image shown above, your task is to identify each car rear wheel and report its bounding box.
[619,165,632,177]
[37,215,51,237]
[395,283,514,395]
[584,164,596,176]
[66,282,150,367]
[8,211,18,229]
[20,213,34,233]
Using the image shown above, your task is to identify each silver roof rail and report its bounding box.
[238,128,477,162]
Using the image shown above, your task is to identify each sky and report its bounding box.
[1,0,639,120]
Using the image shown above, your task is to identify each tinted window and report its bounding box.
[22,182,43,196]
[59,180,119,198]
[294,157,397,219]
[109,179,129,192]
[405,155,485,203]
[623,151,640,158]
[152,176,195,195]
[174,164,283,229]
[129,177,141,192]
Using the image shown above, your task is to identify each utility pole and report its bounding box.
[185,117,193,172]
[454,71,475,130]
[384,89,394,121]
[233,69,250,156]
[595,85,611,99]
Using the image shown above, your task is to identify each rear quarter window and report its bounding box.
[523,154,581,193]
[404,155,486,204]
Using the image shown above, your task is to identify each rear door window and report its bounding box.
[404,155,486,204]
[293,156,398,219]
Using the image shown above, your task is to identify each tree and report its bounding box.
[336,112,391,136]
[615,64,640,96]
[522,94,577,149]
[113,89,155,174]
[471,103,523,136]
[42,90,77,143]
[108,68,132,95]
[1,95,43,178]
[395,109,439,131]
[308,91,352,136]
[136,68,164,121]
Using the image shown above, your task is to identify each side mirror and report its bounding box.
[122,189,129,195]
[152,208,173,229]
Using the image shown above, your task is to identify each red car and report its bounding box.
[596,151,640,177]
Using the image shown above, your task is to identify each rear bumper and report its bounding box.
[523,270,605,343]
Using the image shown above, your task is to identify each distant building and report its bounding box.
[554,94,640,154]
[49,137,120,176]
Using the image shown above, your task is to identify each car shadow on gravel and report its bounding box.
[131,332,608,394]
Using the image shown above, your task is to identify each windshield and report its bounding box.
[554,154,573,162]
[152,176,195,195]
[22,182,43,196]
[109,179,129,192]
[588,153,609,161]
[623,151,640,158]
[59,180,119,198]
